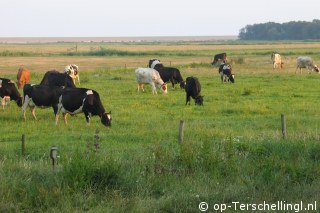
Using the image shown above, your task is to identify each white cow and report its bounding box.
[296,56,320,74]
[135,68,167,94]
[271,53,283,69]
[64,64,80,85]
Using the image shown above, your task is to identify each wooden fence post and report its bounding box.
[179,120,185,144]
[50,146,58,171]
[281,114,287,139]
[21,134,26,157]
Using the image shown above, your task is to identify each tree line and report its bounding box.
[239,19,320,40]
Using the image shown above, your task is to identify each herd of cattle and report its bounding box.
[0,53,319,126]
[1,65,111,126]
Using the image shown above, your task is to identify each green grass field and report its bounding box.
[0,41,319,212]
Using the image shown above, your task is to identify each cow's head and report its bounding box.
[64,64,78,77]
[229,74,235,83]
[16,96,23,107]
[161,83,168,94]
[314,65,320,73]
[1,80,23,107]
[179,81,186,89]
[195,96,204,105]
[101,111,112,126]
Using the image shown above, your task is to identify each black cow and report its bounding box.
[40,70,76,88]
[0,78,23,108]
[211,53,227,65]
[219,63,235,83]
[22,84,63,121]
[148,59,185,88]
[56,88,111,126]
[185,77,203,105]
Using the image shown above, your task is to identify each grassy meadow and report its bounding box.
[0,41,320,212]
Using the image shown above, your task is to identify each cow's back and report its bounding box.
[40,70,76,88]
[186,77,201,95]
[135,68,159,83]
[297,56,313,66]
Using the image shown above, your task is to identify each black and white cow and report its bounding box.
[219,63,235,83]
[56,88,111,126]
[40,70,76,88]
[22,84,63,121]
[0,78,23,108]
[211,53,227,65]
[185,76,203,105]
[148,59,185,88]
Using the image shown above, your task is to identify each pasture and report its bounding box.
[0,41,320,212]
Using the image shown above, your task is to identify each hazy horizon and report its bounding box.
[1,0,319,37]
[0,36,238,43]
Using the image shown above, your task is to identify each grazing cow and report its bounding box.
[185,76,203,105]
[40,70,76,88]
[135,68,168,94]
[56,88,111,126]
[219,63,235,83]
[64,64,80,85]
[148,59,185,88]
[296,56,320,74]
[271,53,284,69]
[0,78,23,108]
[211,53,227,65]
[22,84,63,121]
[17,67,30,89]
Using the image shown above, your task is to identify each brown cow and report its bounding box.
[17,67,30,89]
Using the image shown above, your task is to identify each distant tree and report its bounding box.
[239,19,320,40]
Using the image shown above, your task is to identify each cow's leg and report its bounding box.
[55,104,62,125]
[1,98,5,110]
[30,106,37,120]
[137,83,144,92]
[22,95,30,121]
[151,82,157,94]
[63,113,68,124]
[52,105,59,124]
[84,111,91,125]
[186,94,190,105]
[170,77,175,88]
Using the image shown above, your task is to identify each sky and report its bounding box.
[0,0,319,37]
